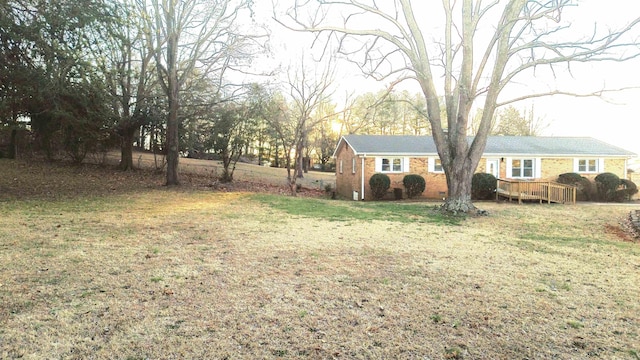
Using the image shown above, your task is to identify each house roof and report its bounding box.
[337,134,637,157]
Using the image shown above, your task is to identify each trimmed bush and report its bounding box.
[369,173,391,200]
[471,173,497,200]
[595,172,621,202]
[557,172,583,185]
[579,178,597,202]
[557,172,596,201]
[402,174,426,199]
[614,179,638,202]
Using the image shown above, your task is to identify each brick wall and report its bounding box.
[540,158,572,180]
[506,158,628,181]
[342,155,448,200]
[604,159,627,178]
[334,142,361,200]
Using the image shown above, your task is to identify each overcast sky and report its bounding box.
[260,1,640,156]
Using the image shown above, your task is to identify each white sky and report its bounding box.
[256,1,640,156]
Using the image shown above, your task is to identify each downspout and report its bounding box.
[361,155,366,200]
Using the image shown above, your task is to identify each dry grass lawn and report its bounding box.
[0,159,639,359]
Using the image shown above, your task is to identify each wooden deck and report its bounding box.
[496,179,577,204]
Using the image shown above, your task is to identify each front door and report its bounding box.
[487,159,500,178]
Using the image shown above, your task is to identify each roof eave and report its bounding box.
[354,152,437,157]
[331,136,348,158]
[483,153,636,158]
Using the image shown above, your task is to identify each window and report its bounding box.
[428,157,444,173]
[511,159,534,178]
[339,160,343,174]
[575,158,602,173]
[434,158,444,173]
[381,157,403,172]
[375,157,408,173]
[352,158,356,174]
[579,159,596,172]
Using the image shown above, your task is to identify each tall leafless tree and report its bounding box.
[142,0,262,185]
[280,0,640,213]
[97,0,157,170]
[268,60,335,195]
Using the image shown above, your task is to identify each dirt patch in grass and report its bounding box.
[0,160,639,359]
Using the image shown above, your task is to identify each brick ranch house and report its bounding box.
[333,134,637,201]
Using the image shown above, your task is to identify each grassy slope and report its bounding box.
[100,151,336,191]
[0,159,639,359]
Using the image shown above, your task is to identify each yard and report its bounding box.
[0,159,638,359]
[99,151,336,192]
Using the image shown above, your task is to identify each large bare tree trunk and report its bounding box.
[119,127,136,171]
[295,140,304,179]
[164,2,180,186]
[165,70,180,185]
[442,160,476,213]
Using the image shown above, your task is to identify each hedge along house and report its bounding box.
[333,134,637,201]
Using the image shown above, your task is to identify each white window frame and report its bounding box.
[506,157,541,179]
[428,157,445,173]
[574,158,604,174]
[352,157,356,174]
[339,159,343,174]
[375,157,410,173]
[383,158,403,172]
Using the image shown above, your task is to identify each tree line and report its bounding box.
[2,1,638,210]
[0,0,445,189]
[0,0,539,184]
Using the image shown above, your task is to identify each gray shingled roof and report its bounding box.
[339,134,636,157]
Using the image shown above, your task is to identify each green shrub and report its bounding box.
[402,174,426,199]
[579,178,597,202]
[369,173,391,200]
[614,179,638,202]
[595,172,621,202]
[471,173,497,200]
[557,172,595,201]
[557,172,582,185]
